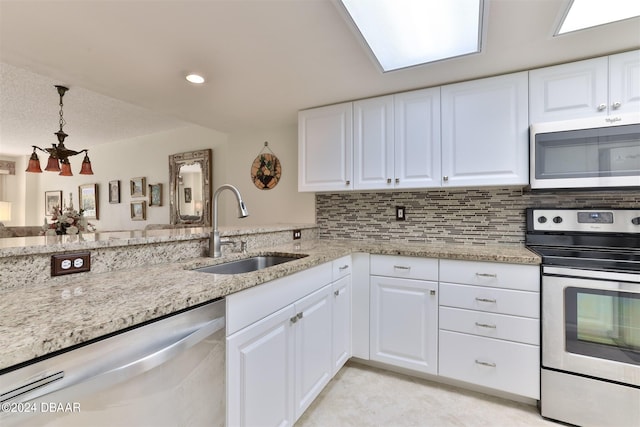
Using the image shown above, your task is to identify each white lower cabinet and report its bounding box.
[369,255,439,375]
[227,304,296,427]
[294,285,334,419]
[438,259,540,399]
[226,259,352,427]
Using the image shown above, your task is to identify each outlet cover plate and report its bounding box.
[293,229,302,240]
[51,252,91,276]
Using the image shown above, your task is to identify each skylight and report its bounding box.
[557,0,640,35]
[338,0,484,72]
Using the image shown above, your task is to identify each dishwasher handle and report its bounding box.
[3,315,225,404]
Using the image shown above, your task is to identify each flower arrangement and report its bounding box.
[42,207,95,236]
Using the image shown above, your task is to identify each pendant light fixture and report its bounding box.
[26,85,93,176]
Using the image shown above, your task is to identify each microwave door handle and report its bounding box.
[3,316,225,404]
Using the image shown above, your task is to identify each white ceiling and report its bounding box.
[1,0,639,157]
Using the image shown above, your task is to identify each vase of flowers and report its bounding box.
[42,207,95,236]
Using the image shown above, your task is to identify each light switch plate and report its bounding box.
[51,252,91,276]
[396,206,406,221]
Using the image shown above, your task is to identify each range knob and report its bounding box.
[632,217,640,225]
[537,216,547,224]
[553,216,563,224]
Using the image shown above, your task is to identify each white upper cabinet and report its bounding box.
[353,96,395,190]
[352,88,441,190]
[529,50,640,123]
[394,88,441,189]
[298,102,353,192]
[441,72,529,187]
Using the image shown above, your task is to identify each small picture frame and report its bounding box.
[130,177,146,198]
[130,201,147,221]
[79,184,99,220]
[45,190,62,216]
[184,187,192,203]
[109,180,121,204]
[149,183,162,207]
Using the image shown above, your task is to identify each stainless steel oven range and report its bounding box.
[526,208,640,427]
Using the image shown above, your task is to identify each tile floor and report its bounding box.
[296,361,560,427]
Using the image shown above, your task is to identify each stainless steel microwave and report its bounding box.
[530,114,640,189]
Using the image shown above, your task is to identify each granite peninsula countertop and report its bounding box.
[0,239,540,372]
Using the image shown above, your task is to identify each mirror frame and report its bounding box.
[169,149,212,227]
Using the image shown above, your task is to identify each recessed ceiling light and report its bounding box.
[186,74,205,84]
[557,0,640,35]
[338,0,484,72]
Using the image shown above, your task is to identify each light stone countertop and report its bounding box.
[0,239,540,372]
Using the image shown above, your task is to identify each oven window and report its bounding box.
[565,287,640,365]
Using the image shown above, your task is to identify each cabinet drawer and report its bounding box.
[440,259,539,291]
[370,255,438,281]
[332,255,352,281]
[439,307,539,345]
[439,330,540,399]
[439,283,539,318]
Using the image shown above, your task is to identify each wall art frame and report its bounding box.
[79,184,99,220]
[149,183,162,207]
[130,200,147,221]
[130,177,146,198]
[44,190,62,216]
[109,180,121,204]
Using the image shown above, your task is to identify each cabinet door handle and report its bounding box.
[339,265,350,271]
[475,322,497,329]
[612,101,621,109]
[297,312,304,320]
[430,290,436,296]
[345,180,350,186]
[475,297,497,303]
[597,103,607,111]
[334,290,340,296]
[290,316,298,324]
[387,178,392,184]
[475,272,497,278]
[475,359,496,368]
[393,265,411,270]
[395,178,399,184]
[443,176,449,182]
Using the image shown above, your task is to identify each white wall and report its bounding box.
[0,155,26,226]
[223,125,315,227]
[6,123,316,230]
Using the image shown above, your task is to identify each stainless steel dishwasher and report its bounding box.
[1,298,225,427]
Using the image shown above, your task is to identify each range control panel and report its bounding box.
[51,252,91,276]
[530,209,640,233]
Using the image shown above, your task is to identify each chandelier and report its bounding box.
[26,85,93,176]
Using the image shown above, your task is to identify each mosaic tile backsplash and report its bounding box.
[316,188,639,245]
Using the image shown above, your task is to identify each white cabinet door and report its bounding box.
[609,50,640,116]
[530,50,640,123]
[441,72,529,187]
[298,103,353,192]
[529,57,608,123]
[370,276,438,374]
[294,284,333,420]
[332,275,352,375]
[353,96,394,190]
[394,87,441,189]
[227,304,296,427]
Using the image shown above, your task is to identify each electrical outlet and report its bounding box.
[396,206,406,221]
[51,252,91,276]
[293,229,302,240]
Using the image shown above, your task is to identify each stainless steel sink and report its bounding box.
[193,254,307,275]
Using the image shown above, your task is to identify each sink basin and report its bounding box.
[194,254,307,275]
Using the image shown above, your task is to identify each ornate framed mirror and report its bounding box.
[169,149,212,227]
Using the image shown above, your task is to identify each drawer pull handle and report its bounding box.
[339,265,350,271]
[475,297,497,303]
[475,360,496,368]
[290,316,298,324]
[393,265,411,270]
[475,322,497,329]
[475,273,497,278]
